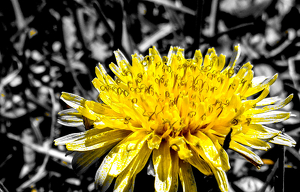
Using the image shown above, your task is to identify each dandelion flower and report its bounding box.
[54,45,296,192]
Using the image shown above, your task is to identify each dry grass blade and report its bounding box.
[10,0,26,51]
[276,145,285,192]
[0,59,22,93]
[0,181,9,192]
[7,133,72,163]
[207,0,220,36]
[286,147,300,162]
[16,167,47,191]
[138,24,174,52]
[17,87,60,191]
[259,159,279,192]
[143,0,196,16]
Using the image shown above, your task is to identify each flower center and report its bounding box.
[95,46,253,149]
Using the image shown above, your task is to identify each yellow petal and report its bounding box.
[244,124,281,139]
[95,161,114,192]
[169,136,193,160]
[256,96,282,106]
[232,134,271,151]
[72,142,117,175]
[210,168,228,192]
[216,54,226,71]
[54,128,110,145]
[170,150,179,192]
[245,74,277,97]
[192,49,203,68]
[245,87,270,109]
[185,148,212,176]
[187,137,229,192]
[249,111,290,124]
[109,63,127,82]
[211,125,232,137]
[95,116,139,131]
[77,106,97,121]
[99,91,123,113]
[269,133,296,147]
[246,94,293,114]
[84,100,121,116]
[179,160,197,192]
[185,131,222,168]
[96,64,114,85]
[66,129,132,151]
[114,49,131,71]
[229,141,263,168]
[61,92,86,109]
[153,139,172,192]
[108,130,150,177]
[236,62,253,78]
[113,143,152,192]
[121,103,148,127]
[147,132,162,150]
[58,108,83,127]
[95,131,144,191]
[54,132,86,146]
[205,132,231,171]
[227,44,240,69]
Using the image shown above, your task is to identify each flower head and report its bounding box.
[55,45,296,192]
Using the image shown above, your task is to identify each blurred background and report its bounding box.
[1,0,300,191]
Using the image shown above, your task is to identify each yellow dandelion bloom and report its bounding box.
[54,45,296,192]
